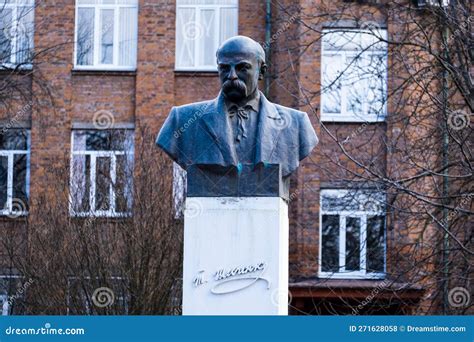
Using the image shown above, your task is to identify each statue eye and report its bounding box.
[238,64,250,71]
[219,64,230,72]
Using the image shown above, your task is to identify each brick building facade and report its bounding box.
[0,0,471,315]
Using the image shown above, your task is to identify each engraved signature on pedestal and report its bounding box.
[192,262,271,295]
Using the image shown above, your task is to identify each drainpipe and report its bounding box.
[264,0,271,97]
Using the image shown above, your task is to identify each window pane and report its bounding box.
[367,215,385,273]
[345,217,360,271]
[15,6,34,64]
[322,54,342,114]
[345,54,369,118]
[85,130,129,151]
[95,156,111,211]
[0,8,13,64]
[0,130,27,150]
[367,54,387,117]
[13,153,27,210]
[321,190,385,212]
[115,154,132,213]
[200,9,216,66]
[71,154,91,213]
[100,9,114,64]
[321,215,339,272]
[0,156,7,210]
[118,6,137,67]
[77,8,95,65]
[219,7,237,42]
[176,7,195,67]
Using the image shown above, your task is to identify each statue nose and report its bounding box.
[228,69,238,80]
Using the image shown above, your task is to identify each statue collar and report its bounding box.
[200,91,283,169]
[224,92,261,113]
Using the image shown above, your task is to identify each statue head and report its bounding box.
[216,36,267,103]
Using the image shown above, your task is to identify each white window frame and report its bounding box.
[74,0,138,71]
[319,189,386,279]
[69,130,133,218]
[0,0,34,69]
[0,130,30,217]
[175,0,238,71]
[321,29,388,123]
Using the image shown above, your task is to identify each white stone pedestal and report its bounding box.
[182,197,289,315]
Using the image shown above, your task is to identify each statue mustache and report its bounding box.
[222,80,247,96]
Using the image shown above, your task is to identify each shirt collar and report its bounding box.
[225,91,261,112]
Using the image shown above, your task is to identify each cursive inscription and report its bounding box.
[192,262,270,295]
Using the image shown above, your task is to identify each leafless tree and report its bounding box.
[269,0,472,315]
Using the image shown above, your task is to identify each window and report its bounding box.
[0,0,34,67]
[70,130,133,217]
[0,129,29,217]
[176,0,238,71]
[321,29,388,122]
[319,189,386,279]
[75,0,138,70]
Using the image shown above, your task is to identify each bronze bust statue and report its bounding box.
[156,36,317,198]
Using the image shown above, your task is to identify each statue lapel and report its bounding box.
[199,93,238,166]
[255,92,282,166]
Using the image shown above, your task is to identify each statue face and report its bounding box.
[217,50,261,103]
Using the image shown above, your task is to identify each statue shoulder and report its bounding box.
[171,100,213,120]
[273,103,310,127]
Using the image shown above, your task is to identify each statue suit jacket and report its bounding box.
[156,91,318,177]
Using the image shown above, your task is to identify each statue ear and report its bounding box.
[258,63,267,80]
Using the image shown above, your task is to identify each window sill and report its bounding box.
[0,64,33,74]
[70,212,132,219]
[72,68,137,76]
[321,115,387,123]
[174,68,218,76]
[0,213,28,221]
[318,272,386,280]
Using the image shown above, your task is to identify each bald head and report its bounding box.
[216,36,266,64]
[216,36,267,103]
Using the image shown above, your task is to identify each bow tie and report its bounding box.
[228,105,253,142]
